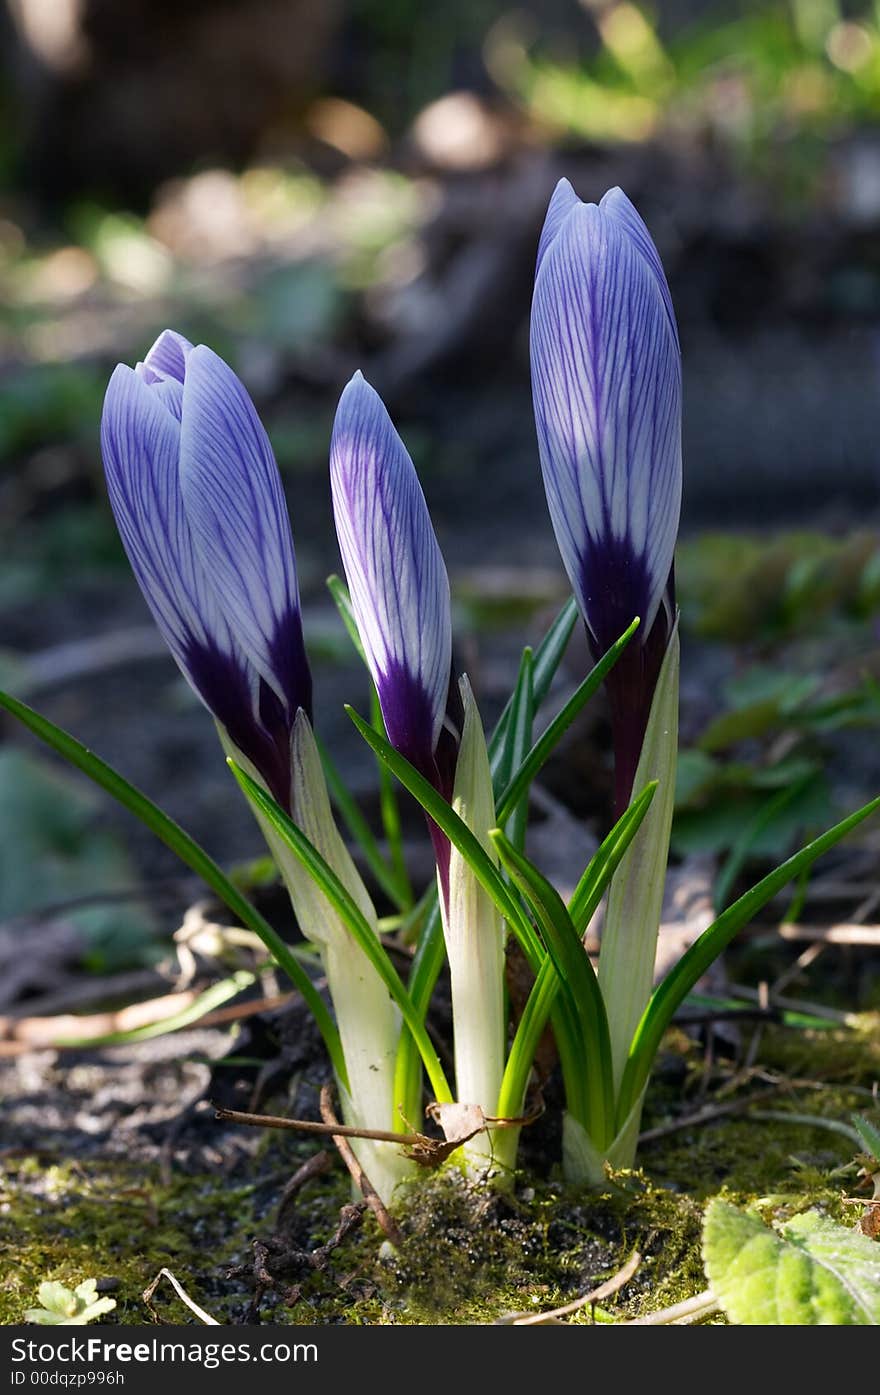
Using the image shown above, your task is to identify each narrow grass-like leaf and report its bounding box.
[502,648,534,851]
[496,952,558,1121]
[371,688,412,907]
[228,758,452,1105]
[0,688,346,1086]
[498,781,658,1122]
[327,573,367,664]
[348,704,591,1096]
[489,596,579,785]
[54,971,256,1048]
[713,771,815,912]
[347,706,547,974]
[491,828,614,1144]
[495,617,640,826]
[393,898,445,1128]
[569,781,658,934]
[316,732,407,911]
[619,793,880,1121]
[492,648,533,798]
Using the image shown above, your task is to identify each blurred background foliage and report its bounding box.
[2,0,880,967]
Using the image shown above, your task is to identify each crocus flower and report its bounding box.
[531,180,682,813]
[101,330,311,810]
[332,375,505,1148]
[330,371,453,790]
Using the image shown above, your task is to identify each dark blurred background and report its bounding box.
[3,0,880,971]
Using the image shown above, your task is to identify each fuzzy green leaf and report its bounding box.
[703,1200,880,1325]
[852,1113,880,1162]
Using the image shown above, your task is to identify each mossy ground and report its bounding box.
[4,1015,877,1326]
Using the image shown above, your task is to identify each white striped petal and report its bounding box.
[531,195,681,650]
[101,364,227,668]
[536,177,580,273]
[330,372,452,766]
[599,186,679,350]
[177,345,305,709]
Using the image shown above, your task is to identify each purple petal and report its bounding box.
[599,187,679,350]
[330,372,452,774]
[530,200,681,655]
[101,365,218,666]
[536,177,581,274]
[177,345,310,719]
[101,363,297,808]
[138,329,193,385]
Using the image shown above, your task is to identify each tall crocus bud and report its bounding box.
[330,372,455,790]
[331,376,506,1166]
[531,181,681,816]
[101,330,311,810]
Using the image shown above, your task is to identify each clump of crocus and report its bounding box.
[102,331,408,1200]
[4,184,877,1215]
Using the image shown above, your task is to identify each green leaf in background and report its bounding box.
[852,1114,880,1163]
[672,769,830,864]
[703,1200,880,1325]
[0,747,155,970]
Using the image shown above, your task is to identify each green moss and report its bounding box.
[5,1017,876,1326]
[0,1156,264,1325]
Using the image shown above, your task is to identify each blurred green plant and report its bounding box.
[0,748,155,972]
[673,529,880,903]
[677,530,880,642]
[489,0,880,197]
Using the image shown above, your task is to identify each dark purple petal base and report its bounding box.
[185,637,296,811]
[592,563,675,820]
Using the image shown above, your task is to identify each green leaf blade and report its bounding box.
[621,792,880,1116]
[346,705,547,973]
[490,827,614,1144]
[227,757,453,1106]
[495,617,640,825]
[0,688,347,1086]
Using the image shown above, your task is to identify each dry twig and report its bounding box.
[318,1084,403,1247]
[142,1268,219,1325]
[510,1250,642,1325]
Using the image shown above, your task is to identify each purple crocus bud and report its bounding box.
[531,180,682,814]
[101,330,311,810]
[330,372,453,789]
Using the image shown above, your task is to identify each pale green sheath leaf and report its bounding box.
[703,1200,880,1325]
[599,621,679,1106]
[444,676,507,1172]
[228,713,414,1202]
